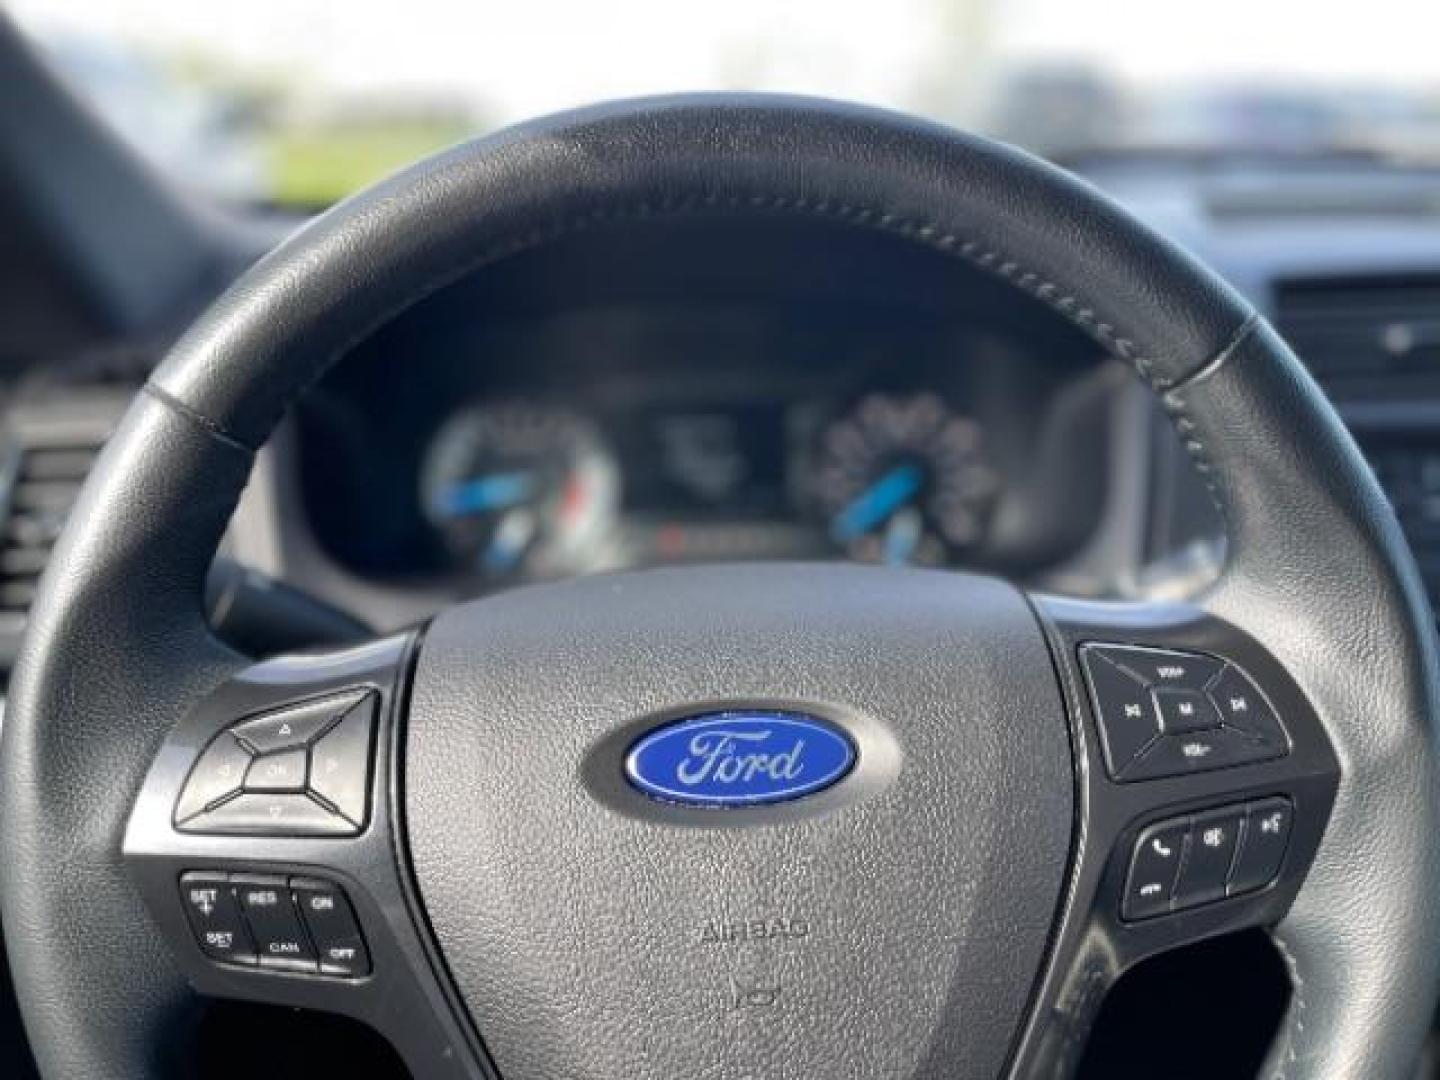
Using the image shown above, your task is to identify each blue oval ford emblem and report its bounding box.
[625,710,856,808]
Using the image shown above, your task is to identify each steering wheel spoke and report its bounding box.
[122,633,485,1079]
[1009,593,1340,1074]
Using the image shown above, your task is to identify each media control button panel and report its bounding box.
[1121,797,1295,921]
[178,871,371,977]
[1080,645,1289,782]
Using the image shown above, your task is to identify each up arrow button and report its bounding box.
[231,690,366,754]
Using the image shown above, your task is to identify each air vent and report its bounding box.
[1273,276,1440,381]
[0,394,128,666]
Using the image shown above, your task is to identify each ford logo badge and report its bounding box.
[624,710,857,808]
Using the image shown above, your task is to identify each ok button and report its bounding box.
[244,748,308,794]
[1152,688,1220,735]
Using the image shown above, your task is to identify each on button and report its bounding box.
[292,877,371,977]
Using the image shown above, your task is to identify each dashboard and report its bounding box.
[10,151,1440,648]
[290,221,1122,607]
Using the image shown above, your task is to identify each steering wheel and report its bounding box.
[3,96,1439,1080]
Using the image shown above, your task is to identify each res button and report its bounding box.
[234,874,316,972]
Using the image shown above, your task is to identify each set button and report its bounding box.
[1121,797,1295,920]
[174,690,376,835]
[179,871,255,965]
[1079,644,1289,781]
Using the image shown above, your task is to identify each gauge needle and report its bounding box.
[883,507,924,565]
[832,463,924,543]
[483,508,538,574]
[434,471,537,518]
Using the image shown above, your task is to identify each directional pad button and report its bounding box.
[1081,644,1289,781]
[176,690,377,835]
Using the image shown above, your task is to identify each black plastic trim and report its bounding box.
[1006,595,1340,1076]
[123,633,493,1079]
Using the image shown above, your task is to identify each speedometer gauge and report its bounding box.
[420,403,619,584]
[813,393,998,566]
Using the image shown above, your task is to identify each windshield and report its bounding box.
[11,0,1440,208]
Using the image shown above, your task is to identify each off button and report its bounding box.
[292,877,371,977]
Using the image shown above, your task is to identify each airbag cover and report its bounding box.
[405,564,1072,1079]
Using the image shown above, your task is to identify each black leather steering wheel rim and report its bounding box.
[3,94,1438,1079]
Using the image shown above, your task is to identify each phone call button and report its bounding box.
[1123,820,1189,920]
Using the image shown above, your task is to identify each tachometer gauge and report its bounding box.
[421,404,619,584]
[813,393,998,566]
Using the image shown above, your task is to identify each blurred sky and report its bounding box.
[12,0,1440,122]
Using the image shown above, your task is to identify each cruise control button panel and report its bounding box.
[1080,645,1289,781]
[1120,796,1295,920]
[174,690,377,835]
[177,871,370,979]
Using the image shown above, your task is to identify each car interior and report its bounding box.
[2,4,1440,1078]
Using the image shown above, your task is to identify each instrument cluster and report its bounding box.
[295,300,1116,597]
[417,391,1002,588]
